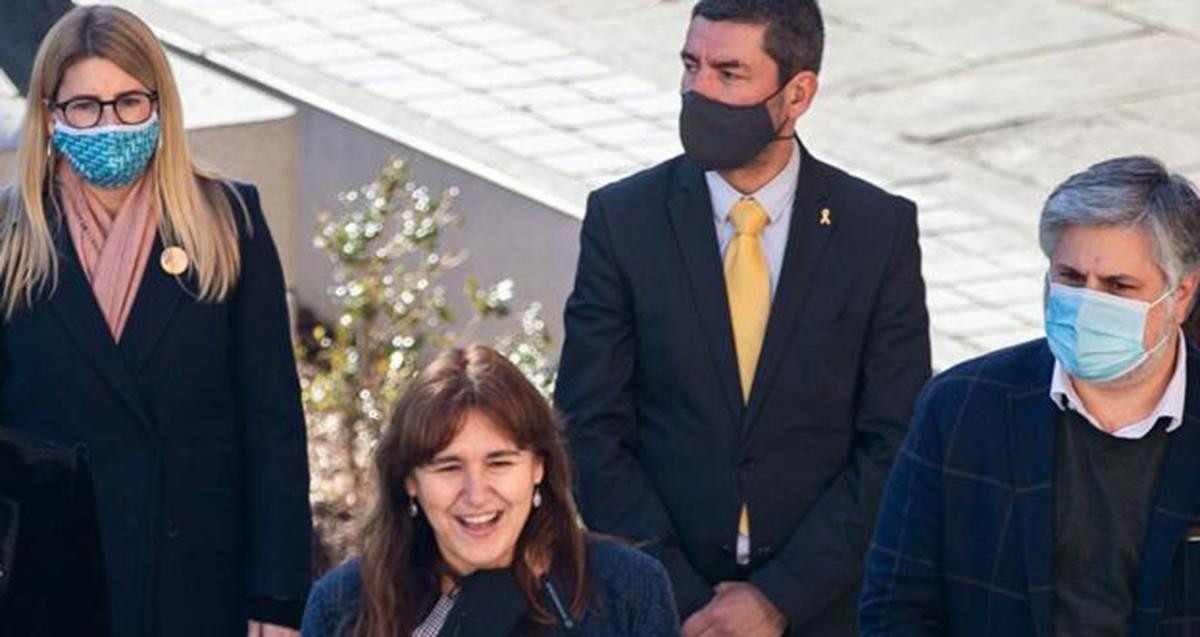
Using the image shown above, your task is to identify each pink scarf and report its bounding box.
[57,162,159,342]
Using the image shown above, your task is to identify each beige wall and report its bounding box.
[289,106,580,342]
[188,117,299,285]
[0,148,13,186]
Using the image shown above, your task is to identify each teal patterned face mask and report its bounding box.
[52,113,160,190]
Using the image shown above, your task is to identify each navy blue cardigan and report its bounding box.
[861,339,1200,636]
[302,540,680,636]
[0,182,312,636]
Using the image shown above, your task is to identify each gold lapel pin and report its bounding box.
[160,246,190,276]
[819,208,832,226]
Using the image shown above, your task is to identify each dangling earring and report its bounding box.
[409,498,419,518]
[532,485,543,509]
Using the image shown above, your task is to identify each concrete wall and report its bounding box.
[291,105,580,342]
[189,117,300,284]
[0,89,18,185]
[0,148,14,185]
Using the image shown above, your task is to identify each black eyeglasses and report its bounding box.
[48,90,159,129]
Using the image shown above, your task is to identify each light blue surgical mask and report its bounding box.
[52,112,160,190]
[1044,281,1174,382]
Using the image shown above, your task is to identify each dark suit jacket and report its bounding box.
[0,429,109,636]
[861,339,1200,636]
[0,182,312,637]
[555,143,931,634]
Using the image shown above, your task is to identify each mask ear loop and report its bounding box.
[1143,283,1180,355]
[768,72,806,141]
[45,122,59,200]
[1148,283,1177,309]
[1092,291,1176,383]
[44,103,56,167]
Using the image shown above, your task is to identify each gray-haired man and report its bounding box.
[861,156,1200,636]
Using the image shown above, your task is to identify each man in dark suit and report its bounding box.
[554,1,931,635]
[861,156,1200,636]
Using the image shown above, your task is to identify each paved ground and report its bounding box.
[42,0,1200,367]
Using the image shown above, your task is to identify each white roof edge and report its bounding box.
[148,24,586,220]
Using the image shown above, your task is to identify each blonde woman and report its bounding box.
[0,6,311,636]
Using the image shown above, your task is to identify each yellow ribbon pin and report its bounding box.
[819,208,832,226]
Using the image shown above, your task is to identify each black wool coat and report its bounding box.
[0,182,313,636]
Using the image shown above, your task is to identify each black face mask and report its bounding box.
[678,86,790,171]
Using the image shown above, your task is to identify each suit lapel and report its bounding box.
[47,210,154,432]
[666,159,744,427]
[118,239,185,375]
[743,142,834,431]
[1006,349,1057,637]
[1131,345,1200,619]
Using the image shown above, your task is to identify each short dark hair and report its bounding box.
[692,0,824,84]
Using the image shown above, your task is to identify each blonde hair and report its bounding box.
[0,4,244,318]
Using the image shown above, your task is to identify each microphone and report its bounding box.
[542,578,577,632]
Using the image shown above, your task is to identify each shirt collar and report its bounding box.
[1049,328,1188,439]
[706,137,801,225]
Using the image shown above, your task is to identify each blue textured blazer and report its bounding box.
[301,540,680,636]
[860,339,1200,636]
[0,182,312,637]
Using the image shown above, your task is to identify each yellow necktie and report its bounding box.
[725,198,769,566]
[724,198,770,402]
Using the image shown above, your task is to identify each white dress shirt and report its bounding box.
[1049,329,1187,439]
[707,138,801,301]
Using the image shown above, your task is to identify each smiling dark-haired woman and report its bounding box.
[302,346,679,637]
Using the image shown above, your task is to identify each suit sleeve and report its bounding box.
[858,381,946,635]
[749,198,932,627]
[228,183,313,607]
[554,192,713,616]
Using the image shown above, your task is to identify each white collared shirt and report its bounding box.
[1049,329,1187,439]
[707,138,801,301]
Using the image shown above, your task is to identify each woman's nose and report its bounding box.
[461,468,490,505]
